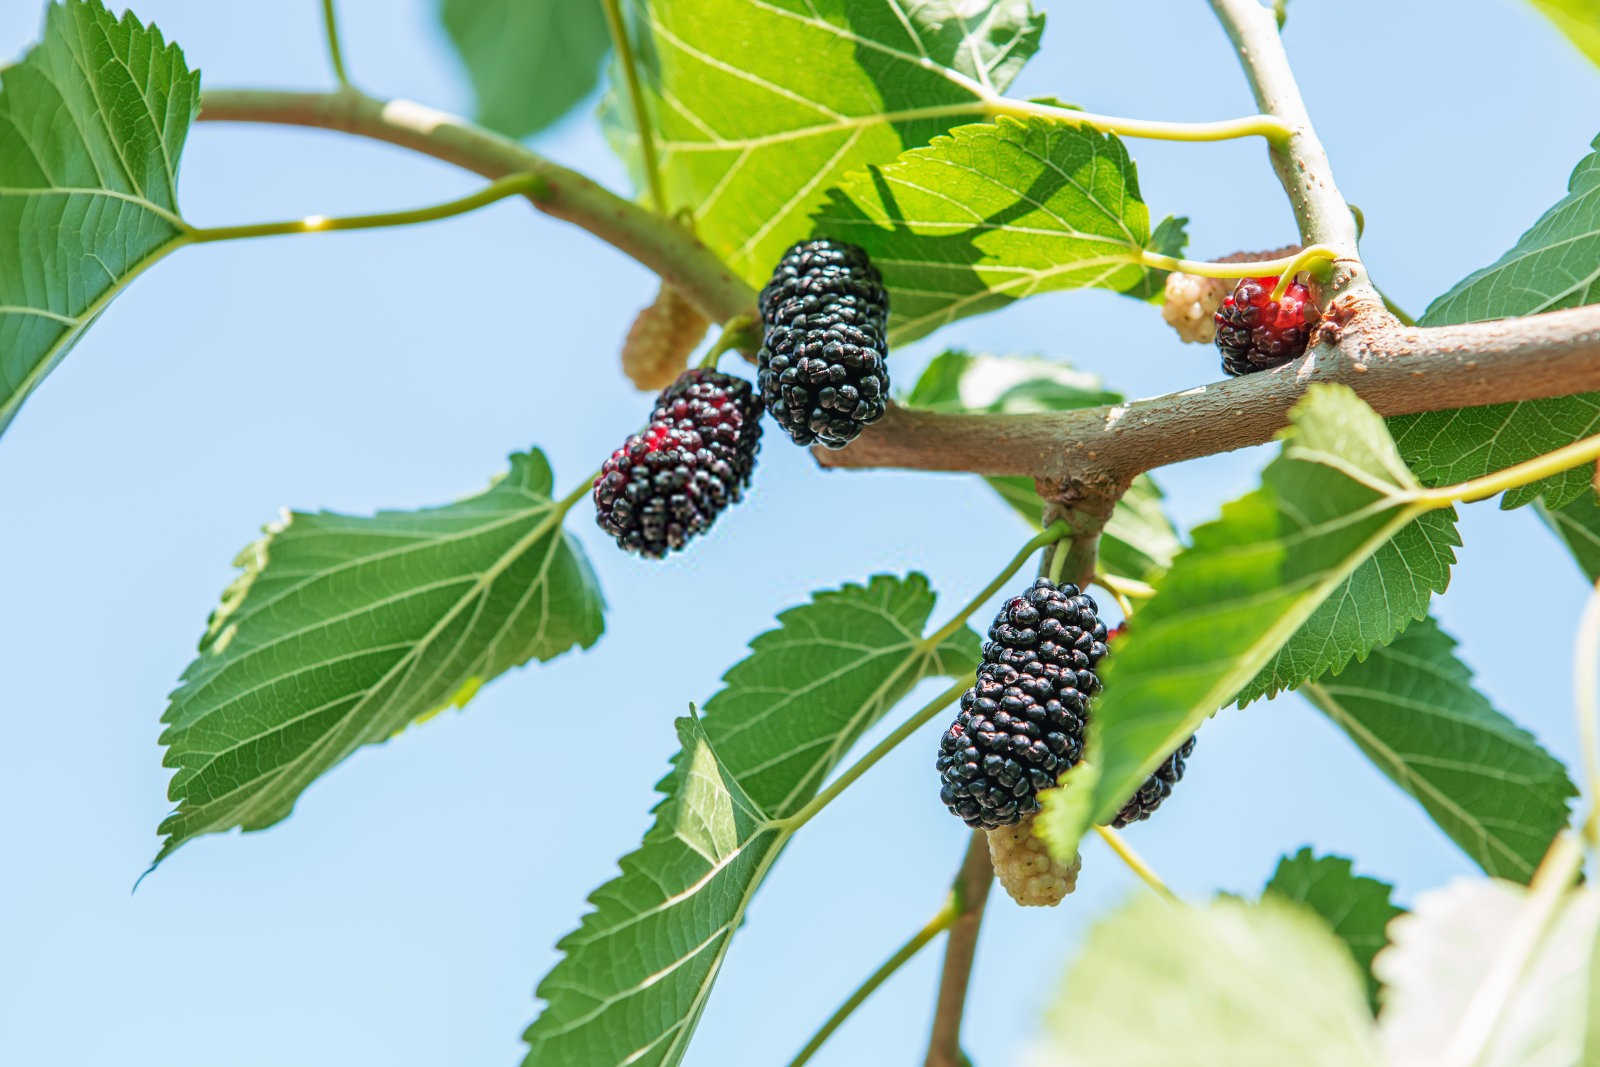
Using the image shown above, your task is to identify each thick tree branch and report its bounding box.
[198,88,757,325]
[924,829,993,1067]
[818,300,1600,482]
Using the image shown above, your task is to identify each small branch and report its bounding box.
[1207,0,1368,303]
[198,88,756,325]
[788,894,961,1067]
[924,830,993,1067]
[599,0,668,213]
[1141,243,1338,281]
[816,301,1600,484]
[320,0,352,89]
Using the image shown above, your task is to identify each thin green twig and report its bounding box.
[320,0,352,88]
[787,895,960,1066]
[186,172,549,244]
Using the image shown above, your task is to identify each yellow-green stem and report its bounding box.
[989,96,1291,146]
[1419,432,1600,507]
[1093,825,1177,901]
[699,314,761,369]
[777,677,971,832]
[922,521,1069,652]
[600,0,668,213]
[1141,243,1339,283]
[320,0,352,88]
[786,895,960,1067]
[186,173,549,244]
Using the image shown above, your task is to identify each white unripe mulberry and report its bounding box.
[987,813,1080,907]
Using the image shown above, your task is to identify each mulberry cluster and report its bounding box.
[1112,736,1197,828]
[937,579,1107,830]
[756,239,890,448]
[1214,275,1315,376]
[592,369,762,558]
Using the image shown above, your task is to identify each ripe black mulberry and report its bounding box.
[756,239,890,448]
[593,369,762,558]
[1112,735,1196,828]
[937,578,1107,830]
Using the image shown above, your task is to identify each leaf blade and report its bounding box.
[815,118,1168,344]
[1388,131,1600,509]
[1035,895,1383,1066]
[1264,848,1404,1011]
[0,0,199,436]
[619,0,1044,284]
[523,574,978,1067]
[1037,386,1460,851]
[1301,616,1575,882]
[439,0,612,139]
[155,450,604,864]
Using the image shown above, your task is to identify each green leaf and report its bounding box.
[1375,877,1600,1066]
[1039,386,1459,851]
[1538,489,1600,583]
[815,118,1166,344]
[524,575,978,1067]
[1035,895,1382,1066]
[439,0,611,140]
[1527,0,1600,68]
[1238,508,1460,703]
[0,0,199,437]
[903,351,1181,582]
[1388,132,1600,510]
[1264,848,1404,1011]
[1301,616,1575,882]
[614,0,1043,284]
[155,450,604,865]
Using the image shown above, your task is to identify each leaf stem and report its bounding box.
[920,520,1069,653]
[1576,583,1600,845]
[557,468,602,515]
[186,172,550,244]
[600,0,668,213]
[1419,431,1600,507]
[777,677,971,833]
[320,0,353,89]
[988,96,1291,146]
[1140,243,1340,283]
[1092,825,1177,901]
[1378,286,1417,326]
[787,894,961,1067]
[699,313,761,369]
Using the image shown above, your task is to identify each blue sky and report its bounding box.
[2,1,1598,1064]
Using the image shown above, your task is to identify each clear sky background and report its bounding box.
[2,1,1598,1064]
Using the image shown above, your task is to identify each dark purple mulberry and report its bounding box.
[756,239,890,448]
[937,578,1107,830]
[1112,736,1197,828]
[593,369,762,558]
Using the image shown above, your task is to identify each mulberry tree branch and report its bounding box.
[199,86,1600,494]
[924,829,994,1067]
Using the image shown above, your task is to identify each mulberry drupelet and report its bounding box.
[593,369,762,558]
[936,578,1108,830]
[756,238,890,449]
